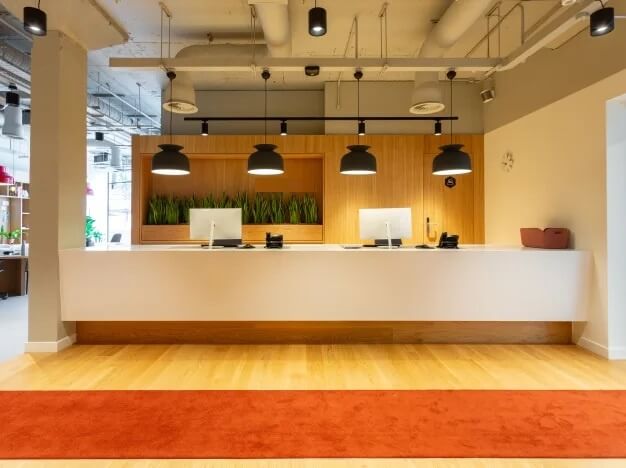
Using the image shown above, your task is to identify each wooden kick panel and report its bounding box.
[76,321,571,345]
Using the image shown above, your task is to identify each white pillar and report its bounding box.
[27,31,86,349]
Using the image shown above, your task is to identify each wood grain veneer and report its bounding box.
[132,134,485,245]
[140,224,324,243]
[76,321,571,345]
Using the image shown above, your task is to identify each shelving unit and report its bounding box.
[137,148,325,244]
[1,182,30,245]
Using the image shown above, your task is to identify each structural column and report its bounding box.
[27,31,87,349]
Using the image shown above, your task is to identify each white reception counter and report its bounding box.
[59,244,591,322]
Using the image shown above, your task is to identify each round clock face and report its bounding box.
[501,151,514,172]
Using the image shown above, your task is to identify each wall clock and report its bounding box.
[501,151,514,172]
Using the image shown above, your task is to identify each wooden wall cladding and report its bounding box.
[76,321,572,345]
[132,135,484,245]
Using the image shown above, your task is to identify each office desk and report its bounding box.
[0,255,28,297]
[59,245,591,322]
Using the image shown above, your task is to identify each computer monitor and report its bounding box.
[189,208,242,247]
[359,208,412,247]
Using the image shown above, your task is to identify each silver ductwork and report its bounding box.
[164,44,271,114]
[163,0,289,115]
[410,0,496,114]
[248,0,291,57]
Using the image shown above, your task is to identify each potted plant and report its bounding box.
[85,215,103,247]
[7,228,21,244]
[0,226,7,244]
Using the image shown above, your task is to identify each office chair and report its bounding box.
[110,233,122,243]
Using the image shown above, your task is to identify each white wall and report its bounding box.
[324,81,483,134]
[484,69,626,358]
[606,98,626,359]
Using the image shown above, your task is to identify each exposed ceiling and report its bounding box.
[93,0,570,94]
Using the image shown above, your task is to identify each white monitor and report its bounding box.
[359,208,412,245]
[190,208,242,246]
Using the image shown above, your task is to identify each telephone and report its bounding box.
[438,232,459,249]
[265,232,284,249]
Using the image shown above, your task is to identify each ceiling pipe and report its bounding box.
[410,0,497,114]
[496,0,596,72]
[247,0,291,57]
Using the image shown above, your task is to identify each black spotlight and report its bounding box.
[358,120,366,136]
[434,120,442,136]
[309,1,327,36]
[280,120,288,136]
[590,7,614,36]
[201,121,209,136]
[24,2,47,36]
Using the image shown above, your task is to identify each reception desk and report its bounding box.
[59,245,590,325]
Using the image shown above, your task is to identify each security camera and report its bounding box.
[305,65,320,77]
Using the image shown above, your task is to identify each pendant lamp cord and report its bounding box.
[447,69,456,139]
[264,74,268,144]
[169,73,174,144]
[357,76,360,143]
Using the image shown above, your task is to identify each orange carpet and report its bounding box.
[1,390,626,459]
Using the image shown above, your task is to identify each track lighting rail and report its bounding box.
[185,116,458,122]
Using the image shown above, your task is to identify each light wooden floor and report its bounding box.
[1,344,626,468]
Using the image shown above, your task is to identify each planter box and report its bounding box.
[141,224,323,244]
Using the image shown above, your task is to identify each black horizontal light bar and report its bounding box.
[185,116,458,122]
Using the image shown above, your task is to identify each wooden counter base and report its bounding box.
[76,321,572,345]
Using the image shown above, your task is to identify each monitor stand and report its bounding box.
[201,239,242,248]
[374,238,402,247]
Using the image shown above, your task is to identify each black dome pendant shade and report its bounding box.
[340,70,376,175]
[309,3,327,36]
[248,70,284,175]
[152,144,191,175]
[432,70,472,176]
[248,144,284,175]
[152,71,190,176]
[340,145,377,175]
[432,144,471,175]
[24,2,47,36]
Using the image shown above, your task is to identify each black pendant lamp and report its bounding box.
[248,70,284,175]
[340,70,376,175]
[432,70,471,176]
[152,71,190,176]
[24,1,47,36]
[309,0,327,36]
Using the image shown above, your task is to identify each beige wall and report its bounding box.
[324,81,484,134]
[485,0,626,132]
[484,68,626,356]
[167,81,484,136]
[167,90,325,135]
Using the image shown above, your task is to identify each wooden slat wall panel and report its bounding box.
[323,135,425,244]
[422,135,485,244]
[132,134,484,245]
